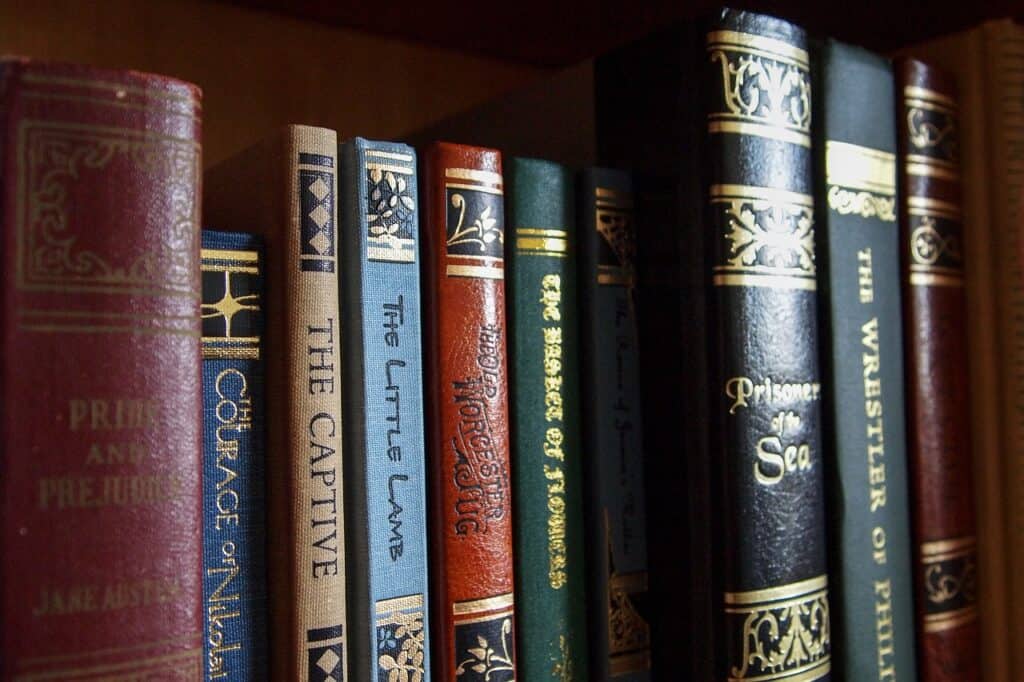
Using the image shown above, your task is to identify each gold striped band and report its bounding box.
[710,183,814,207]
[904,85,957,109]
[909,272,964,287]
[452,592,514,616]
[907,195,960,220]
[706,29,810,67]
[446,264,504,279]
[516,236,567,253]
[906,154,959,181]
[921,536,976,557]
[201,248,258,263]
[516,228,567,237]
[708,119,811,148]
[725,574,827,606]
[445,182,503,195]
[924,606,978,633]
[826,140,895,194]
[445,167,502,186]
[712,272,816,291]
[366,149,413,162]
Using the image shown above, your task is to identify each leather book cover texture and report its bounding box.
[595,9,831,680]
[506,157,589,681]
[896,58,980,682]
[577,168,651,681]
[897,22,1023,681]
[814,40,918,681]
[204,126,347,681]
[201,230,269,681]
[422,142,517,682]
[339,138,431,682]
[0,59,204,679]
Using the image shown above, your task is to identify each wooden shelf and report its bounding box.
[221,0,1023,66]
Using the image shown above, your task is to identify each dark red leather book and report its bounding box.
[896,57,980,682]
[0,59,203,679]
[422,142,517,681]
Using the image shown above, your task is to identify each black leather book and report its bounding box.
[814,41,918,680]
[597,9,831,680]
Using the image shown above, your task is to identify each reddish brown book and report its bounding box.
[0,59,203,678]
[422,142,517,681]
[896,57,980,682]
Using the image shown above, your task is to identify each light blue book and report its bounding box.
[340,138,430,681]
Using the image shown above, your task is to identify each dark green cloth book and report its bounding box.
[814,40,918,680]
[506,157,589,681]
[577,167,651,681]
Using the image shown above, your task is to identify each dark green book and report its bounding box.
[815,40,918,680]
[577,168,651,681]
[506,157,589,681]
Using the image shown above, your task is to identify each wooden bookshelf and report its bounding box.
[0,0,546,167]
[2,0,1019,165]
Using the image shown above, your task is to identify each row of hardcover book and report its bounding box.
[1,6,1016,682]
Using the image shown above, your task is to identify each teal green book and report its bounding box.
[815,40,918,680]
[506,157,589,681]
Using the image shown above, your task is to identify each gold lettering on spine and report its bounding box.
[540,273,568,590]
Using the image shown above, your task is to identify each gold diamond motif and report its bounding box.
[309,204,330,228]
[309,231,331,255]
[309,177,330,201]
[317,649,340,673]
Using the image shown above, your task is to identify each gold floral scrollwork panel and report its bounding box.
[17,120,200,297]
[919,537,978,634]
[725,575,831,682]
[710,184,816,291]
[706,30,812,147]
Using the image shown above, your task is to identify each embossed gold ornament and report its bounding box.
[826,186,896,222]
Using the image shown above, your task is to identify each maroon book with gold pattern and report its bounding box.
[0,59,203,679]
[896,57,980,682]
[422,142,517,682]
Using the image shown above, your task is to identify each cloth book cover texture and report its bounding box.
[201,230,269,681]
[577,168,651,682]
[204,126,347,681]
[814,41,918,681]
[506,157,589,681]
[339,138,431,682]
[896,58,980,682]
[422,142,517,682]
[0,59,204,679]
[596,9,830,680]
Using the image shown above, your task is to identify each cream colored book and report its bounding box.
[205,125,347,680]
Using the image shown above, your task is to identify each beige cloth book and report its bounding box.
[205,126,347,681]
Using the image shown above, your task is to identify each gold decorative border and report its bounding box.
[725,574,827,607]
[906,154,959,181]
[706,30,810,68]
[924,606,977,633]
[13,647,202,681]
[445,167,503,187]
[453,592,515,617]
[903,85,957,109]
[825,141,895,195]
[921,536,976,559]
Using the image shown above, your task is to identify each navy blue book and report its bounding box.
[339,138,431,681]
[200,230,268,681]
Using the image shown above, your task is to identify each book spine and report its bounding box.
[281,129,347,681]
[896,58,980,682]
[577,168,651,681]
[422,142,517,681]
[340,138,431,682]
[815,41,918,681]
[201,230,269,681]
[506,157,589,681]
[980,22,1024,681]
[704,12,831,681]
[0,60,204,678]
